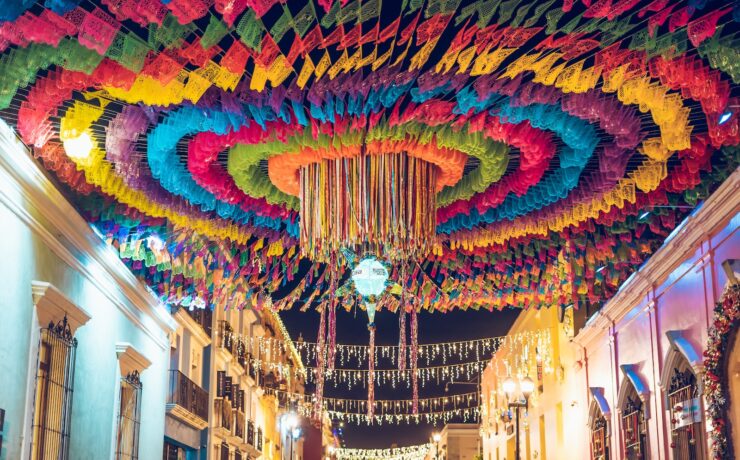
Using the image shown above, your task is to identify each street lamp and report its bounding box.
[283,412,302,460]
[431,432,442,460]
[503,376,534,460]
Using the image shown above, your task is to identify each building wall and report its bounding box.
[0,121,175,459]
[434,424,480,460]
[481,170,739,460]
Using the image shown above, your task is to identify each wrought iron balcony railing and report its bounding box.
[167,370,208,421]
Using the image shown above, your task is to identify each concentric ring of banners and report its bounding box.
[0,0,738,318]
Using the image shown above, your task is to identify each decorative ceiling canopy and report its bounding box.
[0,0,738,315]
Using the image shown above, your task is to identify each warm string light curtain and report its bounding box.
[299,152,438,262]
[323,407,480,425]
[263,387,479,415]
[332,444,432,460]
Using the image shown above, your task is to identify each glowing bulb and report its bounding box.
[520,376,535,396]
[351,257,388,297]
[147,235,165,251]
[718,110,733,125]
[502,376,516,398]
[62,132,94,160]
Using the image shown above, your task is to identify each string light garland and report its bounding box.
[223,329,553,389]
[332,444,432,460]
[221,329,552,367]
[323,408,481,426]
[263,387,479,415]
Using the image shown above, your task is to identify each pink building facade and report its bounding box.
[481,169,740,460]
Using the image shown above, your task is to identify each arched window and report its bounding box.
[621,384,647,460]
[667,364,703,460]
[589,388,611,460]
[590,411,609,460]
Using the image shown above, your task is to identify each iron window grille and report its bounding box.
[668,368,703,460]
[116,371,143,460]
[247,420,255,446]
[30,316,77,460]
[622,395,647,460]
[256,427,263,451]
[590,416,609,460]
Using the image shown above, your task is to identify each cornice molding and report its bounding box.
[174,309,212,348]
[0,121,175,350]
[32,280,91,334]
[575,169,740,349]
[116,342,152,376]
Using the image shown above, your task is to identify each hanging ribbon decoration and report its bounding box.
[368,325,376,419]
[399,262,407,372]
[398,305,407,371]
[327,262,338,371]
[313,304,327,420]
[411,305,419,415]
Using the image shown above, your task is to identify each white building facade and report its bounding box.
[0,120,176,458]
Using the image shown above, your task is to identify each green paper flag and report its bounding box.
[545,8,564,35]
[523,0,555,28]
[149,14,196,49]
[270,6,293,43]
[236,9,264,51]
[202,15,229,49]
[292,2,317,37]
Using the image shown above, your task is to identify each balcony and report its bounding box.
[238,419,262,458]
[247,420,255,446]
[218,320,235,353]
[186,307,212,337]
[171,305,212,341]
[233,409,245,439]
[166,370,209,430]
[213,397,233,440]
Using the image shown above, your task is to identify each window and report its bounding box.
[163,441,186,460]
[667,367,703,460]
[116,371,143,459]
[621,390,647,460]
[30,316,77,460]
[590,415,609,460]
[219,442,229,460]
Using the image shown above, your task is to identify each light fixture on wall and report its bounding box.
[62,132,94,160]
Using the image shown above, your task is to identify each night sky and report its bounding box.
[280,306,520,448]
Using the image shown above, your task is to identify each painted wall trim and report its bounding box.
[0,120,175,349]
[575,169,740,348]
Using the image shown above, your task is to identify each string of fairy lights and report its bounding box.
[264,387,479,414]
[223,328,553,368]
[331,444,433,460]
[238,328,554,424]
